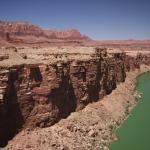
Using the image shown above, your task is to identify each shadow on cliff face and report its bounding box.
[50,76,77,121]
[0,69,24,147]
[67,82,77,116]
[29,67,42,82]
[87,62,101,102]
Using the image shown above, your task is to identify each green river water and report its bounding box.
[110,72,150,150]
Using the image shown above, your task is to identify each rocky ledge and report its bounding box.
[0,47,149,149]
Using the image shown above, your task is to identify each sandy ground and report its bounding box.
[0,46,96,66]
[0,46,149,66]
[2,65,150,150]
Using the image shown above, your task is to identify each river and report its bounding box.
[110,72,150,150]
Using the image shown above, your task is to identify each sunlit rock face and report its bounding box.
[0,47,149,147]
[0,21,90,41]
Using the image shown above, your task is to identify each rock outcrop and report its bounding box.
[0,21,90,42]
[0,48,149,147]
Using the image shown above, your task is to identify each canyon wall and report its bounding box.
[0,48,149,146]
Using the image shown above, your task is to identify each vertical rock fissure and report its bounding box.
[0,68,24,147]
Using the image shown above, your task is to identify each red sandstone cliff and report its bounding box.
[0,21,90,42]
[0,48,149,147]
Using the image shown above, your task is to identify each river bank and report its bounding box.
[100,65,150,150]
[3,65,150,150]
[110,71,150,150]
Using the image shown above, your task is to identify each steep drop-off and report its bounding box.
[0,48,149,147]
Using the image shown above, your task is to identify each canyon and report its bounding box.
[0,21,150,150]
[0,44,149,149]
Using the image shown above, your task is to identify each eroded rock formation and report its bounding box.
[0,48,149,147]
[0,21,90,41]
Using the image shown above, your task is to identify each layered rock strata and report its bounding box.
[0,48,149,147]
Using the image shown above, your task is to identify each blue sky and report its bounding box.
[0,0,150,40]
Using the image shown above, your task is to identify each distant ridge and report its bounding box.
[0,20,90,42]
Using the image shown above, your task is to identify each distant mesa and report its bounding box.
[0,20,91,42]
[0,20,150,48]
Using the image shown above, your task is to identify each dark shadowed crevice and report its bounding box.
[29,67,42,82]
[87,61,101,102]
[50,76,77,121]
[0,70,24,147]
